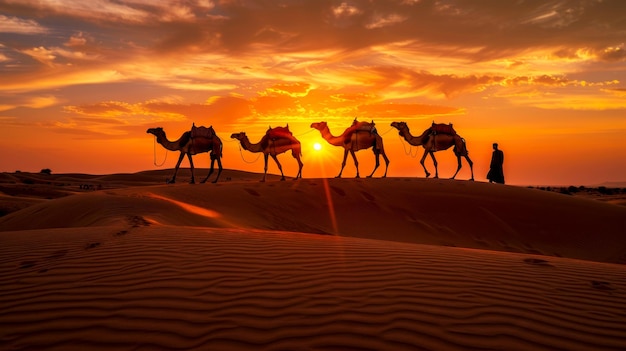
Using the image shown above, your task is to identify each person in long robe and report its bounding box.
[487,143,505,184]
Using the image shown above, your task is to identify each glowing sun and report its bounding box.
[313,142,322,151]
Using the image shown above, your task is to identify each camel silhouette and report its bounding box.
[230,126,303,182]
[311,120,389,178]
[147,125,223,184]
[391,121,474,180]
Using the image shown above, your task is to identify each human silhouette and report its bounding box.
[487,143,505,184]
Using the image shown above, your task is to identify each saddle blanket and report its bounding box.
[191,124,213,139]
[431,122,456,135]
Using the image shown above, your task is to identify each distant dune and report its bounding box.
[1,169,625,350]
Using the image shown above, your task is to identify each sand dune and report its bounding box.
[1,226,625,350]
[2,174,624,263]
[1,170,625,350]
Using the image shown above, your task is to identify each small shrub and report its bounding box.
[40,168,52,175]
[567,186,579,193]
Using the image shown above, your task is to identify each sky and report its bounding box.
[1,0,625,185]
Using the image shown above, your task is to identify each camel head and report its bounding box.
[310,121,327,131]
[390,121,407,132]
[147,127,165,137]
[230,132,246,140]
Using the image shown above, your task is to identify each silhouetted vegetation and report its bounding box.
[40,168,52,175]
[528,185,626,197]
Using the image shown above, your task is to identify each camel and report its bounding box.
[390,121,474,180]
[230,127,303,182]
[310,120,389,178]
[146,125,223,184]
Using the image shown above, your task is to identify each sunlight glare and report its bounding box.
[313,142,322,151]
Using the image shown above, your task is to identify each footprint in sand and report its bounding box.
[523,258,553,267]
[591,281,614,291]
[19,261,36,269]
[128,215,151,227]
[244,188,260,196]
[85,242,101,250]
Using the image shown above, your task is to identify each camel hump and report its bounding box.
[430,122,456,135]
[343,120,377,144]
[266,125,299,145]
[266,125,293,139]
[191,124,214,139]
[346,120,376,135]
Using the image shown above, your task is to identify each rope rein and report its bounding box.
[238,145,262,164]
[378,127,394,136]
[398,134,419,158]
[153,136,168,166]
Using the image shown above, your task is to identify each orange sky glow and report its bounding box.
[1,0,625,185]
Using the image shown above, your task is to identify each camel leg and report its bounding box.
[201,154,222,184]
[350,150,360,178]
[381,149,389,178]
[168,152,186,183]
[261,154,269,182]
[187,153,195,184]
[201,157,213,184]
[371,135,389,178]
[465,155,474,181]
[271,154,285,181]
[337,149,350,178]
[419,150,431,178]
[451,155,462,180]
[429,152,439,178]
[367,149,380,178]
[213,156,223,183]
[293,152,303,180]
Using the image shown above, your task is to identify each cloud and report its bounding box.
[64,96,252,124]
[0,15,48,34]
[332,2,363,18]
[0,94,62,111]
[366,13,407,29]
[598,44,626,62]
[0,0,151,24]
[19,45,100,67]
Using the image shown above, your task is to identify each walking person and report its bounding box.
[487,143,505,184]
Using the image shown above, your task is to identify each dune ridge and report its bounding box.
[2,176,624,264]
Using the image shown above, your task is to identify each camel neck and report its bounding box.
[319,126,344,146]
[240,136,263,152]
[401,127,426,146]
[157,134,183,151]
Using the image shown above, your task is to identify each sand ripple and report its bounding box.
[1,226,625,350]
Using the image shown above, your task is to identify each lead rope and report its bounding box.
[153,136,168,166]
[398,134,419,158]
[238,145,262,163]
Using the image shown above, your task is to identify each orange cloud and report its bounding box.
[0,15,48,34]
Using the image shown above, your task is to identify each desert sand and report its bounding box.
[1,169,625,350]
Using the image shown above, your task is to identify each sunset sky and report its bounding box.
[1,0,625,185]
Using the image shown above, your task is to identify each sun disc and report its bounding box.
[313,142,322,151]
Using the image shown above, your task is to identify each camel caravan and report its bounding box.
[147,119,474,183]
